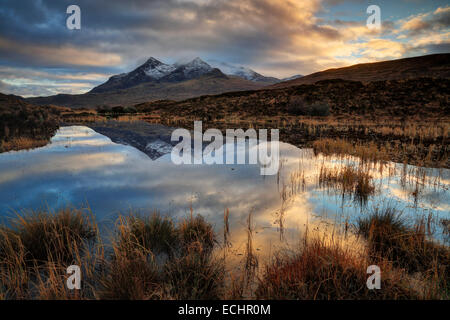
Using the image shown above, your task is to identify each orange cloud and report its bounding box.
[0,37,121,67]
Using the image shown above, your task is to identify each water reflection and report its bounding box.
[0,126,448,259]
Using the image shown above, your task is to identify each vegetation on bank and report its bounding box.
[357,208,449,296]
[2,76,448,169]
[318,163,375,203]
[0,206,447,300]
[0,93,60,153]
[135,78,449,119]
[0,208,223,300]
[256,237,416,300]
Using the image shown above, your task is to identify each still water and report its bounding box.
[0,126,449,257]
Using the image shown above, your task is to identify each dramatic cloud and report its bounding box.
[0,0,448,96]
[399,5,450,36]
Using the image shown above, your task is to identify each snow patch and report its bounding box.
[144,64,176,79]
[145,139,173,154]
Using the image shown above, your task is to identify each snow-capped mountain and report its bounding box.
[161,57,224,82]
[90,57,174,93]
[143,58,176,79]
[90,57,224,93]
[208,60,279,84]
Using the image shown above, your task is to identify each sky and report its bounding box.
[0,0,449,97]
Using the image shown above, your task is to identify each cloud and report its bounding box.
[399,5,450,36]
[0,0,448,96]
[0,37,121,68]
[358,39,406,59]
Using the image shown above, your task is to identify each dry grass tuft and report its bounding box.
[256,237,416,300]
[357,207,450,298]
[319,164,375,203]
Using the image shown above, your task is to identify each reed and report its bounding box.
[318,164,375,202]
[1,206,448,300]
[357,207,449,298]
[116,212,178,256]
[255,236,416,300]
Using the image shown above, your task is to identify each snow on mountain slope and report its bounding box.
[144,61,176,79]
[181,57,213,74]
[91,57,280,93]
[208,60,279,84]
[280,74,303,82]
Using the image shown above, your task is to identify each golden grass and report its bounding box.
[318,163,375,202]
[313,138,387,163]
[116,212,178,256]
[1,206,448,300]
[255,237,416,300]
[0,207,98,299]
[357,207,449,298]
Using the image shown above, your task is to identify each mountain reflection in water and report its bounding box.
[0,126,448,259]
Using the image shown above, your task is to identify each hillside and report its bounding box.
[270,54,450,88]
[136,78,449,119]
[26,58,272,109]
[0,93,60,152]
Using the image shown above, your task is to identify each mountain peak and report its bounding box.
[161,57,216,82]
[146,57,161,63]
[185,57,211,68]
[140,57,167,70]
[90,56,279,93]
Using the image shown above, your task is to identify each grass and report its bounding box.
[164,250,224,300]
[318,163,375,203]
[98,246,162,300]
[0,137,51,153]
[179,212,216,252]
[116,212,178,256]
[357,207,450,298]
[313,138,387,163]
[95,210,220,300]
[0,207,97,299]
[255,237,416,300]
[0,208,96,266]
[0,206,448,300]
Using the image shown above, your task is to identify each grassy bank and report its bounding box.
[357,208,449,298]
[0,93,60,153]
[64,115,449,169]
[0,206,448,300]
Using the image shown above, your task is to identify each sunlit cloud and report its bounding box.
[0,37,122,68]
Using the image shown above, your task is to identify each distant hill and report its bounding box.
[26,57,271,109]
[135,77,449,119]
[0,92,28,107]
[280,74,303,82]
[270,54,450,88]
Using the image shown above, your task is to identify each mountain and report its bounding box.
[92,57,280,94]
[270,53,450,88]
[26,57,268,108]
[90,57,221,93]
[207,60,279,84]
[280,74,303,82]
[90,57,176,93]
[26,71,264,109]
[163,57,219,82]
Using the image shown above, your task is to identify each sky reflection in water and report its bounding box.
[0,126,449,257]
